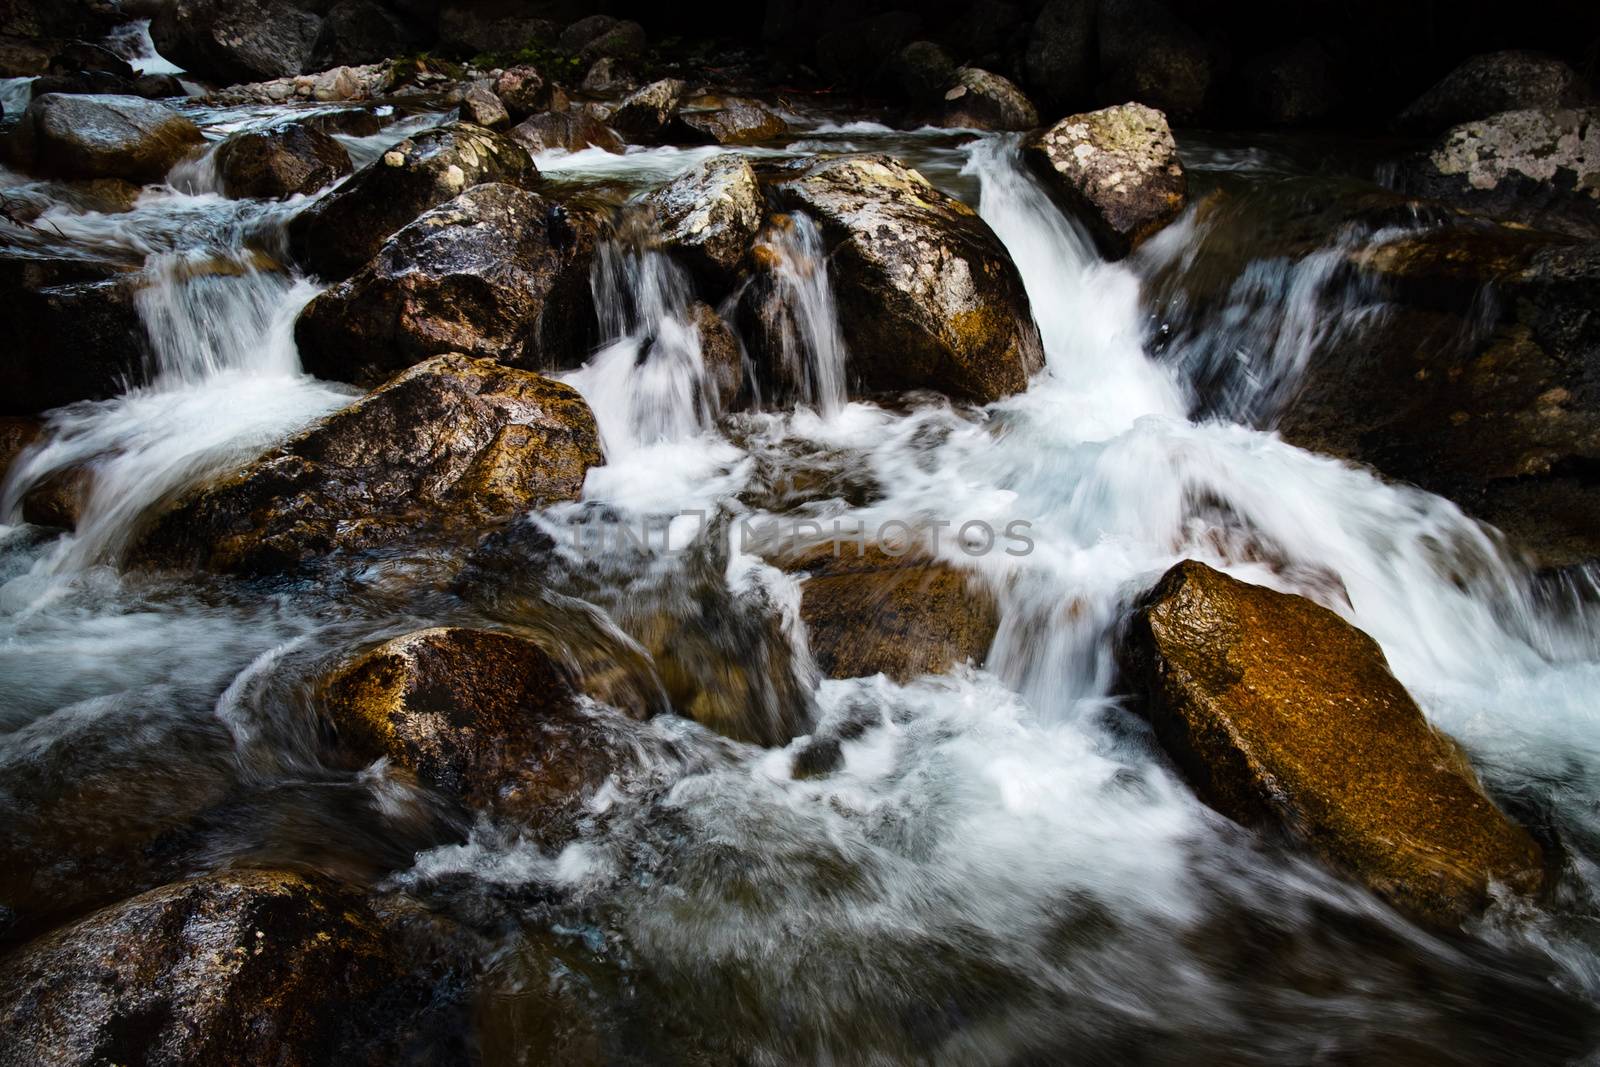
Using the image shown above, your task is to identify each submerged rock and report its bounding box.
[934,67,1038,131]
[286,121,536,281]
[0,869,405,1066]
[1392,108,1600,237]
[645,154,763,291]
[608,78,685,144]
[1121,560,1546,926]
[767,154,1044,403]
[296,183,601,385]
[508,109,622,155]
[789,543,998,682]
[1397,51,1592,135]
[133,354,602,573]
[4,256,149,415]
[152,0,323,84]
[320,628,627,821]
[9,93,202,182]
[214,119,352,199]
[1025,102,1187,257]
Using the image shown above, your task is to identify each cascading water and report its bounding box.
[4,76,1600,1065]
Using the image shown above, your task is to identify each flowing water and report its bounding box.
[3,68,1600,1064]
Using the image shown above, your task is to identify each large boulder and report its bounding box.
[286,122,536,281]
[1023,0,1095,110]
[296,183,601,385]
[608,77,685,144]
[1025,102,1187,257]
[508,109,622,154]
[1234,39,1341,126]
[766,154,1044,404]
[1397,51,1592,135]
[319,628,628,825]
[493,65,567,121]
[3,256,149,415]
[0,869,407,1066]
[1392,108,1600,238]
[151,0,323,84]
[891,40,957,105]
[558,14,646,64]
[47,41,135,80]
[1096,0,1211,121]
[1277,226,1600,567]
[671,98,789,146]
[457,84,510,129]
[214,119,352,199]
[434,2,554,58]
[934,67,1038,131]
[790,543,999,682]
[644,154,764,291]
[1121,560,1546,926]
[9,93,202,182]
[132,354,603,573]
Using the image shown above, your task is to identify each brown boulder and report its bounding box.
[319,628,626,822]
[1121,560,1546,926]
[767,154,1044,403]
[0,869,404,1067]
[692,301,744,413]
[509,109,623,155]
[790,543,998,682]
[214,119,352,199]
[671,99,789,145]
[295,183,602,386]
[608,78,685,144]
[493,65,568,120]
[1024,102,1187,258]
[285,122,536,281]
[9,93,203,183]
[457,84,510,129]
[132,354,603,573]
[0,417,40,483]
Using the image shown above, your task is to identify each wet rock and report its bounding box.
[319,627,624,815]
[0,869,407,1066]
[296,183,601,385]
[152,0,323,84]
[1025,102,1187,257]
[299,105,384,137]
[609,78,685,144]
[1279,226,1600,567]
[891,40,957,105]
[285,121,536,281]
[458,84,510,129]
[581,56,635,95]
[671,99,789,146]
[789,543,999,682]
[309,0,424,71]
[644,154,763,291]
[933,66,1037,131]
[0,417,40,483]
[1096,0,1211,121]
[1392,108,1600,238]
[1121,560,1547,926]
[1236,39,1341,126]
[133,73,186,99]
[1023,0,1095,110]
[0,37,53,78]
[3,257,149,415]
[692,301,744,412]
[9,93,203,182]
[1397,51,1592,135]
[20,465,89,528]
[509,108,622,155]
[559,14,646,65]
[494,65,567,121]
[133,354,602,573]
[214,119,352,199]
[47,41,134,80]
[769,153,1044,403]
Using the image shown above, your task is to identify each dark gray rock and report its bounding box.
[1397,51,1592,135]
[151,0,323,84]
[1023,0,1095,109]
[214,120,352,199]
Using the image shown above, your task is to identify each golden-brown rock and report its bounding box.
[319,627,628,826]
[790,543,998,682]
[132,354,603,573]
[0,417,41,483]
[1121,560,1546,926]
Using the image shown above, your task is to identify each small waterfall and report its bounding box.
[562,219,722,457]
[744,212,849,414]
[104,19,186,77]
